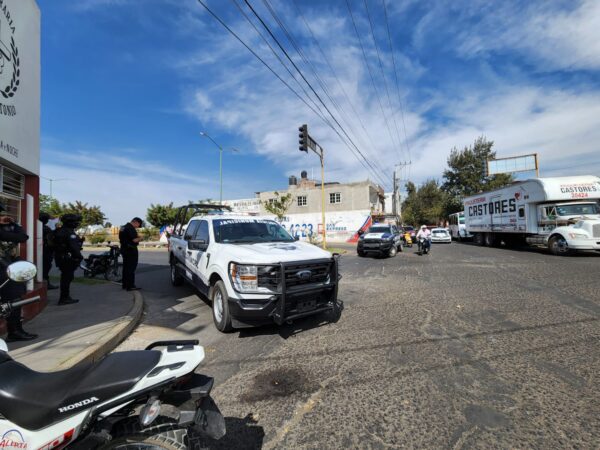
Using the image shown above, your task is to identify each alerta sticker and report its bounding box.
[0,429,27,449]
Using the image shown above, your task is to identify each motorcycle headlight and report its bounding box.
[568,232,587,239]
[230,264,258,292]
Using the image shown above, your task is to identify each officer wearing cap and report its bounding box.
[119,217,142,291]
[54,214,84,305]
[0,204,38,341]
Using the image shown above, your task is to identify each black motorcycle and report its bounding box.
[81,243,122,282]
[417,237,431,256]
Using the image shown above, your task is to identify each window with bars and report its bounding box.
[0,166,24,223]
[297,196,307,206]
[329,192,341,204]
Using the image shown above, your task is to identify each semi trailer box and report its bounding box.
[463,176,600,255]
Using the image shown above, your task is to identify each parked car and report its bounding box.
[168,204,342,332]
[357,223,403,257]
[430,227,452,243]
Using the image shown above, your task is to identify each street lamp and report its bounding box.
[199,132,239,204]
[41,177,70,198]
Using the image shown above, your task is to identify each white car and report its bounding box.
[430,228,452,243]
[168,205,342,332]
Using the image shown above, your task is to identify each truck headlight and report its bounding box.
[230,264,258,292]
[568,232,588,240]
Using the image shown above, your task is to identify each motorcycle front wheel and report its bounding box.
[105,263,123,282]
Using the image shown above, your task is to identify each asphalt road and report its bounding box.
[115,243,600,449]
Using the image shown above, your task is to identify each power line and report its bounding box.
[363,0,404,161]
[242,0,390,187]
[261,0,389,180]
[345,0,400,162]
[290,0,391,180]
[229,0,334,130]
[195,0,331,126]
[382,0,412,179]
[198,0,384,186]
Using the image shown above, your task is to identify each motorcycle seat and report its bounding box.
[0,350,161,431]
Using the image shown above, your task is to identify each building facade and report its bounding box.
[257,172,385,242]
[0,0,43,332]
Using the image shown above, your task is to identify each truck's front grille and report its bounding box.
[284,261,331,288]
[593,224,600,238]
[257,260,333,290]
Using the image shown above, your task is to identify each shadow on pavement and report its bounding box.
[189,414,265,450]
[237,305,343,340]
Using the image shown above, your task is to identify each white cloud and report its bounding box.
[40,150,249,225]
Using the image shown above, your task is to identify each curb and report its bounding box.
[52,291,144,371]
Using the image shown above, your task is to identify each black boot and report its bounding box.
[5,329,37,342]
[58,297,79,305]
[17,323,38,339]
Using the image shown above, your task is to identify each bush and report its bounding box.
[89,230,108,245]
[141,227,160,241]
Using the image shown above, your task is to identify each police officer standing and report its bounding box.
[39,212,58,290]
[119,217,142,291]
[0,205,38,341]
[54,214,83,305]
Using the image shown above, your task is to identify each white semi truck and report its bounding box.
[463,175,600,255]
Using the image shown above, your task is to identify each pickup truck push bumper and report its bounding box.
[228,257,343,326]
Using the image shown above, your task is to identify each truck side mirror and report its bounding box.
[188,239,208,251]
[357,230,364,236]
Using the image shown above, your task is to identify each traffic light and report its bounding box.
[299,124,308,152]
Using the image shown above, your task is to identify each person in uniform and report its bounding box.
[54,214,83,305]
[39,212,58,290]
[119,217,142,291]
[0,205,38,341]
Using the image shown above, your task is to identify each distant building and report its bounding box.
[222,198,260,215]
[256,171,385,242]
[0,0,44,333]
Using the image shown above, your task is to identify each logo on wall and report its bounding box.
[0,4,19,99]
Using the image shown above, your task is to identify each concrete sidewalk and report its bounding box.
[8,278,143,372]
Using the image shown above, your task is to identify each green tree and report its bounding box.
[39,194,63,217]
[146,202,178,228]
[442,136,513,214]
[262,191,293,221]
[62,201,106,227]
[402,180,449,226]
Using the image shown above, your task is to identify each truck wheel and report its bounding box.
[211,280,233,332]
[484,233,495,247]
[473,233,484,246]
[170,261,184,286]
[357,250,365,257]
[549,235,572,256]
[388,246,397,258]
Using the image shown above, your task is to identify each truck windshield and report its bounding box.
[556,203,599,216]
[213,219,294,243]
[368,226,391,233]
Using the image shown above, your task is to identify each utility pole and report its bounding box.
[393,161,411,225]
[299,124,327,250]
[41,177,69,198]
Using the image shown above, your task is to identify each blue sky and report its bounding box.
[38,0,600,224]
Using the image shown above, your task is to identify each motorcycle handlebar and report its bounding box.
[5,296,40,309]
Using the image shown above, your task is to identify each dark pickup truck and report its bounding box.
[357,223,403,258]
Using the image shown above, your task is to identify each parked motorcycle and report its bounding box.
[80,243,122,282]
[417,237,431,255]
[0,261,226,449]
[403,231,413,248]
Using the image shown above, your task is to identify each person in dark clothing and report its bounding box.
[0,205,38,341]
[54,214,83,305]
[119,217,142,291]
[39,212,58,290]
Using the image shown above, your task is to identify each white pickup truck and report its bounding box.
[168,204,342,332]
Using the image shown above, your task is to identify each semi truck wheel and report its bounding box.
[549,235,572,256]
[484,233,496,247]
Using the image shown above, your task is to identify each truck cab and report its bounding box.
[538,202,600,254]
[168,204,342,332]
